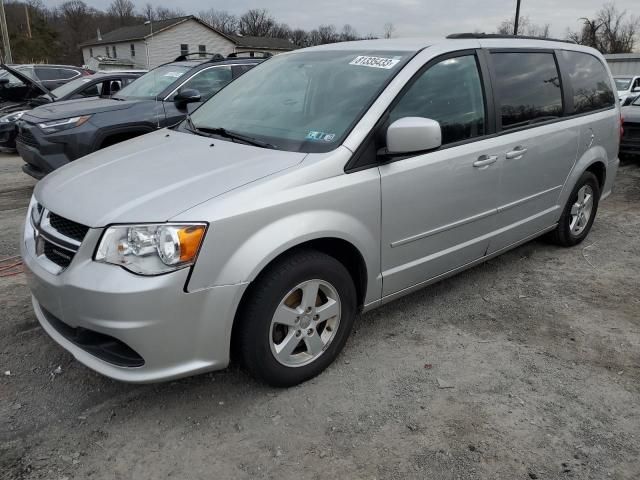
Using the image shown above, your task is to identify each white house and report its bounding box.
[604,53,640,76]
[79,16,295,70]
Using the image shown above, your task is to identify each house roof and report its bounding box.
[79,16,235,47]
[232,35,295,51]
[79,16,296,52]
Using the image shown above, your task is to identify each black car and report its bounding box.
[1,64,94,90]
[17,54,263,179]
[0,67,142,151]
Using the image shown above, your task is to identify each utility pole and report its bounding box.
[513,0,522,36]
[25,4,31,39]
[0,0,12,63]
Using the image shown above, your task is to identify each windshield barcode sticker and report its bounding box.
[350,56,400,69]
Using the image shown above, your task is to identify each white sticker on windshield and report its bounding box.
[350,56,400,69]
[163,71,184,78]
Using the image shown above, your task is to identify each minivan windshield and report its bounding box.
[615,77,632,90]
[114,65,190,100]
[188,50,412,152]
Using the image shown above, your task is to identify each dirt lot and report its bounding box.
[1,153,639,480]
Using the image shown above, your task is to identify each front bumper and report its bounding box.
[21,213,248,383]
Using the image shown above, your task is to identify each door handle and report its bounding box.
[473,155,498,168]
[506,146,528,159]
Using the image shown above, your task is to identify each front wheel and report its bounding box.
[549,171,600,247]
[236,249,357,387]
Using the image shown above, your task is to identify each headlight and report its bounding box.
[0,110,26,123]
[38,115,91,133]
[95,223,207,275]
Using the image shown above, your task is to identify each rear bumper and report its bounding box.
[21,212,248,383]
[621,122,640,156]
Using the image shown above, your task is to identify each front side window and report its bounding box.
[172,66,232,101]
[492,52,563,128]
[562,51,615,114]
[190,50,412,153]
[115,65,190,99]
[199,45,206,57]
[389,55,486,145]
[180,44,188,56]
[34,67,59,81]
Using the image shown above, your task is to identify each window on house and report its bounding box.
[89,48,93,57]
[130,44,135,57]
[180,44,189,56]
[112,46,117,58]
[198,45,206,57]
[105,46,110,58]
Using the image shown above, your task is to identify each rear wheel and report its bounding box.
[236,249,357,387]
[549,171,600,247]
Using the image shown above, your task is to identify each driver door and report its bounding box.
[379,52,501,296]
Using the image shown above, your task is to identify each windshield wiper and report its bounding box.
[192,124,278,149]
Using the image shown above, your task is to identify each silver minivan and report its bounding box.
[22,36,620,387]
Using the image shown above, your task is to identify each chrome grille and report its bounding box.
[30,203,88,274]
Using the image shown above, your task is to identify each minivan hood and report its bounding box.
[35,129,306,227]
[25,97,137,120]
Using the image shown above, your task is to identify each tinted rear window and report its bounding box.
[561,51,615,114]
[491,52,563,129]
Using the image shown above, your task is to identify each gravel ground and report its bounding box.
[1,153,639,480]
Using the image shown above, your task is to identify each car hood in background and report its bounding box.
[23,97,139,121]
[35,129,307,227]
[0,64,50,104]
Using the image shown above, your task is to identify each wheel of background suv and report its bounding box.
[549,171,600,247]
[236,249,357,387]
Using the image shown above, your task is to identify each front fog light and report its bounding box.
[96,223,207,275]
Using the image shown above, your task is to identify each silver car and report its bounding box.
[22,36,620,387]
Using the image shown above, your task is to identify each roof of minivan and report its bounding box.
[297,37,599,56]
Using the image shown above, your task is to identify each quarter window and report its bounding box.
[561,51,615,114]
[491,52,563,128]
[389,55,486,145]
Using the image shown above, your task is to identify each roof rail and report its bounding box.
[173,52,225,62]
[447,33,575,44]
[227,51,273,59]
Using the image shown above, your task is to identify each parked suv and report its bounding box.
[17,54,261,178]
[22,36,620,387]
[0,64,93,89]
[0,70,142,151]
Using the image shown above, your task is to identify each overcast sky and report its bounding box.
[47,0,638,40]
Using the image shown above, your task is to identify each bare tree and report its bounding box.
[567,3,638,53]
[107,0,135,26]
[142,2,155,21]
[239,9,275,37]
[317,24,338,44]
[154,6,184,20]
[198,8,238,35]
[383,22,395,39]
[290,28,308,47]
[496,16,550,37]
[340,24,358,42]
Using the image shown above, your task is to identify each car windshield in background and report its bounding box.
[114,65,190,100]
[189,50,412,153]
[49,77,93,98]
[615,78,632,90]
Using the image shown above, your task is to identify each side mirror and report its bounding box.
[174,88,201,107]
[386,117,442,155]
[632,87,640,93]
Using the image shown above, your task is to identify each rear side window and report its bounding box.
[491,52,563,129]
[561,51,615,114]
[34,67,59,81]
[389,55,486,145]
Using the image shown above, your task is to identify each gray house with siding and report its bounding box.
[604,53,640,76]
[79,16,295,70]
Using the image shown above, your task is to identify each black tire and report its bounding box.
[549,171,600,247]
[236,249,357,387]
